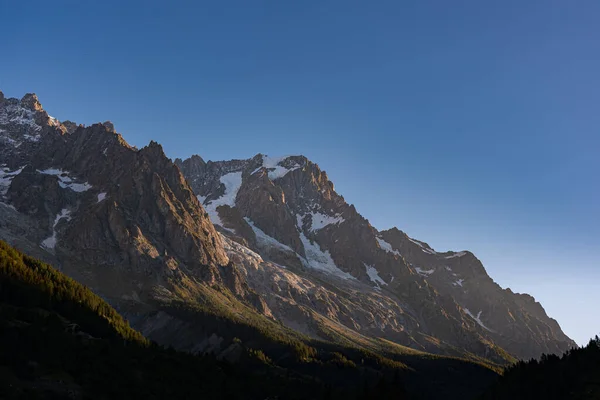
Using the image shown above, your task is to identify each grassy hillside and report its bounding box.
[0,240,500,399]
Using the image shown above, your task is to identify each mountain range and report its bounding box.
[0,91,578,397]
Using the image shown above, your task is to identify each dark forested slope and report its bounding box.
[482,337,600,399]
[0,240,321,399]
[0,240,501,400]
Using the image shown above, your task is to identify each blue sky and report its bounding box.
[2,0,598,346]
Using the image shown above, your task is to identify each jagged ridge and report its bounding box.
[0,91,575,372]
[176,151,576,361]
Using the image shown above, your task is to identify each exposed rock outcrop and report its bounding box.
[177,152,576,360]
[0,91,576,365]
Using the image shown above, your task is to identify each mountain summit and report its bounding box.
[0,92,575,368]
[175,153,575,360]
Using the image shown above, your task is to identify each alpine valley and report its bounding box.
[0,91,578,399]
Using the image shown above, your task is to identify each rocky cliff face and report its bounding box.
[377,228,574,359]
[0,92,235,305]
[176,153,576,360]
[0,91,575,364]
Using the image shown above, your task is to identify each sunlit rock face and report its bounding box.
[176,151,576,360]
[0,91,575,363]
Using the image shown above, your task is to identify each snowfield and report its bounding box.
[41,208,71,250]
[364,263,387,287]
[199,171,243,226]
[376,236,401,256]
[309,211,344,231]
[409,238,437,255]
[252,155,301,180]
[38,168,92,192]
[463,308,492,332]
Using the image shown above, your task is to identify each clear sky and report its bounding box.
[2,0,598,346]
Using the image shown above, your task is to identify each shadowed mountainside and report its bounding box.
[1,240,503,399]
[481,335,600,399]
[0,91,576,399]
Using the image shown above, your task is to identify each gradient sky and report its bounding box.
[2,0,598,346]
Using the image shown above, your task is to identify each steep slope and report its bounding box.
[379,228,575,359]
[175,153,575,361]
[0,238,502,400]
[0,92,267,355]
[0,92,249,302]
[0,91,505,399]
[0,240,340,400]
[0,90,573,368]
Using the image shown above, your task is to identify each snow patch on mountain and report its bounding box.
[252,155,301,180]
[445,251,467,259]
[245,217,295,253]
[200,171,243,226]
[295,214,304,230]
[409,238,437,255]
[309,211,344,231]
[0,104,42,138]
[299,232,355,280]
[0,201,17,211]
[364,263,387,287]
[376,237,401,256]
[38,168,92,192]
[415,266,434,277]
[41,208,71,250]
[453,279,464,287]
[0,166,23,196]
[463,308,492,332]
[97,192,107,203]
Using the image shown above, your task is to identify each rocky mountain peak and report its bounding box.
[140,140,167,159]
[174,154,206,178]
[0,92,66,166]
[20,93,43,111]
[102,120,115,132]
[174,150,577,360]
[60,120,80,134]
[0,90,577,367]
[0,91,235,306]
[187,154,206,165]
